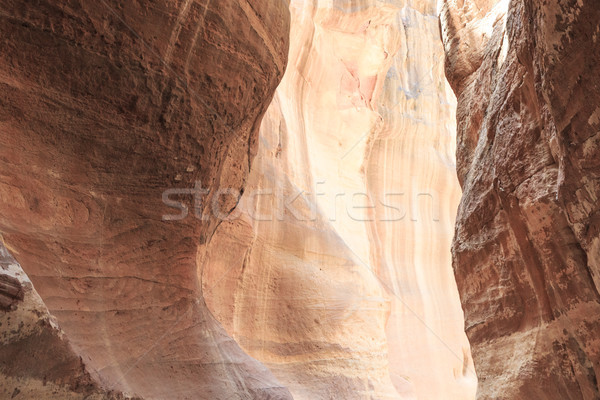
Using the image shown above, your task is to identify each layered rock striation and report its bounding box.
[0,1,290,398]
[0,243,132,399]
[441,0,600,398]
[203,1,476,399]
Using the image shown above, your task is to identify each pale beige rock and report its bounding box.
[203,1,476,399]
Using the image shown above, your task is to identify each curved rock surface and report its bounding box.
[203,1,476,399]
[441,0,600,398]
[0,1,290,398]
[0,243,132,399]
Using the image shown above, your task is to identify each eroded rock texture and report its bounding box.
[0,243,132,399]
[203,1,476,399]
[0,1,290,399]
[441,0,600,398]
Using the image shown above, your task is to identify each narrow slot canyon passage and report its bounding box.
[201,1,476,399]
[1,0,600,399]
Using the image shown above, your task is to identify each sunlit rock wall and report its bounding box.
[203,1,476,399]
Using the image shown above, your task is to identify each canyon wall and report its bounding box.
[1,243,131,399]
[203,1,476,399]
[441,0,600,398]
[0,1,291,399]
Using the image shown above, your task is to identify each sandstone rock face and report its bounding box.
[0,243,131,399]
[0,1,291,399]
[203,1,476,399]
[441,0,600,398]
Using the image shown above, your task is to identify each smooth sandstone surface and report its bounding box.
[203,1,476,399]
[2,0,599,399]
[0,1,291,399]
[0,243,132,399]
[441,0,600,398]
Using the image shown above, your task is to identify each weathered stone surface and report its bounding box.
[203,1,476,399]
[0,243,133,399]
[0,1,291,398]
[441,0,600,398]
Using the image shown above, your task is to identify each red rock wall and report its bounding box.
[441,0,600,398]
[0,1,290,398]
[1,243,133,399]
